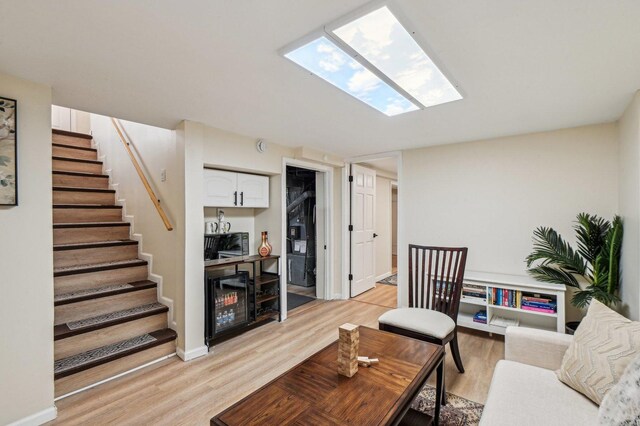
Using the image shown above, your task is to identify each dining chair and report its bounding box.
[378,245,469,374]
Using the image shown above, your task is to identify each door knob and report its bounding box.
[373,233,378,238]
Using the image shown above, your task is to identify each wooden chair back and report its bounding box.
[408,245,468,320]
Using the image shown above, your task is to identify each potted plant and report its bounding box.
[525,213,623,334]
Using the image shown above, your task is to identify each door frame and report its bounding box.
[281,158,334,321]
[341,151,403,306]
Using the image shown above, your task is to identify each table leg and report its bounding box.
[433,358,444,426]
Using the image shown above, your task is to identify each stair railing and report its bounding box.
[110,117,174,231]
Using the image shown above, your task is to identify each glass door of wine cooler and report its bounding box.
[205,270,250,345]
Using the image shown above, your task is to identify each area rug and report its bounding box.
[412,385,484,426]
[287,292,315,311]
[377,274,397,285]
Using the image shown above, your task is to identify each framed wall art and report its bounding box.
[0,96,17,205]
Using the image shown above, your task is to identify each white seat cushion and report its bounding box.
[378,308,455,339]
[480,360,598,426]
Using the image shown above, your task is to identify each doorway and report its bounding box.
[281,160,333,319]
[344,154,400,308]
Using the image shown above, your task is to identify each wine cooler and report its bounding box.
[205,269,252,346]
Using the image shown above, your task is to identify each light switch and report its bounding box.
[161,169,167,182]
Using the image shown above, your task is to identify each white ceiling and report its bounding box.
[361,157,398,175]
[1,1,639,157]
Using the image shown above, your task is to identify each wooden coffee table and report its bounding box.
[211,326,445,425]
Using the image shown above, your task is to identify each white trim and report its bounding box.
[341,166,350,300]
[7,406,57,426]
[281,158,335,320]
[176,345,208,361]
[54,353,176,401]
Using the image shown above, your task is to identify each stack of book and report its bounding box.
[521,293,557,314]
[462,284,487,303]
[473,310,487,324]
[488,287,521,308]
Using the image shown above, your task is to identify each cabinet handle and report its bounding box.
[240,192,244,206]
[234,191,238,206]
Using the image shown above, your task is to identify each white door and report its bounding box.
[237,173,269,208]
[203,169,238,207]
[350,164,376,297]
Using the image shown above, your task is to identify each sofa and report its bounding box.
[480,326,598,425]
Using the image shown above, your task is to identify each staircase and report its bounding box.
[51,129,177,398]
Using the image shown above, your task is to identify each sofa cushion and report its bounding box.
[480,360,598,426]
[378,308,455,339]
[556,300,640,405]
[598,353,640,425]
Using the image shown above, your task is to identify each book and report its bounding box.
[489,315,520,327]
[521,305,556,314]
[522,300,557,309]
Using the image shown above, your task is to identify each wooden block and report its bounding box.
[338,323,359,378]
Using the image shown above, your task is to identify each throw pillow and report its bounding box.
[598,354,640,425]
[556,299,640,405]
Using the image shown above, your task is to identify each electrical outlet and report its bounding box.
[161,169,167,182]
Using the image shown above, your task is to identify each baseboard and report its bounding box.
[7,405,57,426]
[376,272,393,282]
[177,345,208,361]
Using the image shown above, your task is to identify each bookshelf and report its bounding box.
[458,271,566,335]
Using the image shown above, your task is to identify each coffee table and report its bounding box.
[211,326,445,425]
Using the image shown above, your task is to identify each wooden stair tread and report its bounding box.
[54,302,168,341]
[53,129,93,139]
[53,239,137,251]
[53,222,130,228]
[52,170,109,179]
[52,142,97,153]
[53,186,115,194]
[54,259,147,277]
[54,280,156,306]
[53,204,122,209]
[53,155,102,165]
[54,328,176,379]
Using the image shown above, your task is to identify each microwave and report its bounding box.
[204,232,250,265]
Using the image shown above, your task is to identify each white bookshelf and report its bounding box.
[458,271,566,335]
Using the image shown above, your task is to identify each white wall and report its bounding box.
[0,73,56,424]
[90,114,182,335]
[375,175,393,279]
[400,123,619,321]
[618,91,640,320]
[392,187,398,256]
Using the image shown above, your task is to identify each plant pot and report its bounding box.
[565,321,581,335]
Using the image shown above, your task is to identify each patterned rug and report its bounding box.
[412,385,484,425]
[377,274,397,286]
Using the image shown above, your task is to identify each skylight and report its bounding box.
[332,6,462,108]
[283,5,462,116]
[285,36,419,116]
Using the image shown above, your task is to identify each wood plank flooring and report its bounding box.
[287,283,316,298]
[51,296,504,425]
[353,283,398,308]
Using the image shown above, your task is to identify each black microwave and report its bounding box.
[204,232,250,265]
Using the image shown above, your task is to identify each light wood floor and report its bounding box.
[353,283,398,308]
[50,297,504,425]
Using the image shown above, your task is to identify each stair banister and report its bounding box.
[110,117,174,231]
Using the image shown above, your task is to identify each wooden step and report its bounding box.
[54,303,168,360]
[54,260,148,295]
[53,222,131,244]
[53,240,138,268]
[53,171,110,189]
[53,129,93,149]
[53,187,116,205]
[52,143,98,161]
[53,204,122,223]
[53,156,103,174]
[54,329,176,397]
[55,280,157,306]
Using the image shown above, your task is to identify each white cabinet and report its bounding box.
[203,169,269,208]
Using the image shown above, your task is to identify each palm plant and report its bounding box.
[525,213,623,308]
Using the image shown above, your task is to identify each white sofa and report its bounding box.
[480,327,598,425]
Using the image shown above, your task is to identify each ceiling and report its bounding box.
[1,1,639,157]
[361,157,398,175]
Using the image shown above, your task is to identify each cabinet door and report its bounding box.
[237,173,269,208]
[203,169,238,207]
